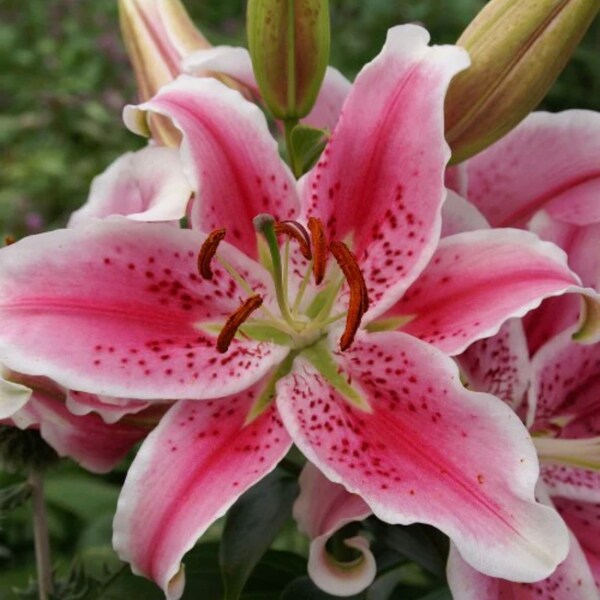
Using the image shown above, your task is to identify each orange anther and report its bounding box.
[307,217,327,285]
[216,294,263,353]
[197,228,226,280]
[329,241,370,351]
[274,221,312,260]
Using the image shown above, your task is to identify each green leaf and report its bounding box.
[376,523,449,579]
[181,543,225,600]
[290,124,329,174]
[44,475,119,521]
[220,469,299,599]
[281,576,365,599]
[243,550,306,593]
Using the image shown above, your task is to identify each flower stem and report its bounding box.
[29,470,53,600]
[284,118,301,177]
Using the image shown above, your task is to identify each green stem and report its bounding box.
[284,118,301,177]
[29,470,53,600]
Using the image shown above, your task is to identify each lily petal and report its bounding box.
[0,219,287,399]
[66,391,151,425]
[301,25,470,318]
[0,372,32,419]
[458,319,530,410]
[529,327,600,437]
[384,228,590,355]
[113,383,292,600]
[554,496,600,588]
[441,190,490,237]
[447,530,598,600]
[463,110,600,228]
[529,211,600,290]
[10,383,147,473]
[277,331,569,582]
[294,462,374,596]
[124,76,299,258]
[184,46,351,131]
[68,146,193,226]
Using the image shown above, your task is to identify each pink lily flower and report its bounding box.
[447,110,600,352]
[453,322,600,597]
[1,371,158,473]
[0,25,596,598]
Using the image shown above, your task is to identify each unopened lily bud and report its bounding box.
[445,0,599,163]
[247,0,330,120]
[119,0,211,145]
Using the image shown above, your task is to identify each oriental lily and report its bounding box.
[452,322,600,598]
[0,25,597,599]
[0,370,157,473]
[448,110,600,352]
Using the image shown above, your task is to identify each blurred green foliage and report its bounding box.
[0,0,598,239]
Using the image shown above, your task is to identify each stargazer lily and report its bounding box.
[453,322,600,598]
[446,110,600,352]
[0,25,596,598]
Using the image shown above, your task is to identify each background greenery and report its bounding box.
[0,0,598,597]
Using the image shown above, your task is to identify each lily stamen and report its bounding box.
[274,221,312,260]
[197,228,227,280]
[329,241,370,351]
[307,217,327,285]
[217,294,264,353]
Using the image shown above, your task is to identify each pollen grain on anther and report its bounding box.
[217,294,263,353]
[274,221,312,260]
[307,217,327,285]
[330,240,370,351]
[198,228,226,280]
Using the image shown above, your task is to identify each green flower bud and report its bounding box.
[247,0,331,119]
[445,0,599,163]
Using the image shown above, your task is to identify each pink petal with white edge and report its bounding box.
[0,219,287,399]
[278,331,569,582]
[441,190,489,237]
[445,164,468,197]
[447,531,598,600]
[542,464,600,504]
[68,146,193,227]
[301,25,470,318]
[464,110,600,227]
[554,496,600,588]
[66,391,151,425]
[458,319,530,410]
[124,76,298,258]
[383,228,588,355]
[523,295,582,356]
[294,463,375,596]
[529,211,600,290]
[183,46,351,131]
[113,384,292,600]
[529,326,600,437]
[0,372,32,418]
[10,385,148,473]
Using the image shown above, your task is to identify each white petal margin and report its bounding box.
[0,372,32,418]
[447,484,598,600]
[294,463,375,596]
[69,146,193,226]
